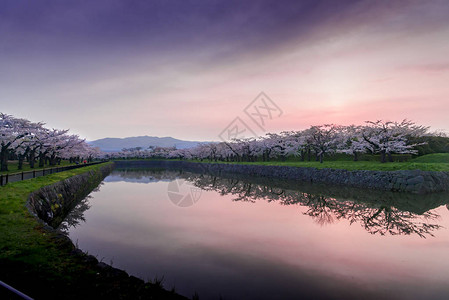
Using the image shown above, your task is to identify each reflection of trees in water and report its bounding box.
[178,172,447,238]
[58,196,91,234]
[58,183,104,234]
[295,194,442,238]
[110,169,179,182]
[115,169,448,238]
[359,206,441,237]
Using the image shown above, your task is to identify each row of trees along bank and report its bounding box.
[0,113,102,171]
[110,120,446,163]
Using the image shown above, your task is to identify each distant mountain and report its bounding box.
[88,136,204,152]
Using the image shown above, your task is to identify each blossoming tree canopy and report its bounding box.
[113,119,430,164]
[0,113,102,171]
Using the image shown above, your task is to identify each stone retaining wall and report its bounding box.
[27,163,115,228]
[115,160,449,194]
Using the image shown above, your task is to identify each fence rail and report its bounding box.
[0,161,107,186]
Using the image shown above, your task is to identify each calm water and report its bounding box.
[62,168,449,300]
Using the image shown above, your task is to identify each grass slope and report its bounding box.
[411,153,449,163]
[190,153,449,172]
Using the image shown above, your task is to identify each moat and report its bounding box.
[62,166,449,299]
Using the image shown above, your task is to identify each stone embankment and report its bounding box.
[115,160,449,194]
[28,163,114,227]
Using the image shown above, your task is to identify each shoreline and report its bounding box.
[114,160,449,194]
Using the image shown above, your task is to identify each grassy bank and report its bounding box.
[188,153,449,172]
[0,162,185,299]
[411,153,449,163]
[0,160,77,175]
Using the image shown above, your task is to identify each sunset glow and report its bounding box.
[1,1,448,140]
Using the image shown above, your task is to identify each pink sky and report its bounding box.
[1,1,448,141]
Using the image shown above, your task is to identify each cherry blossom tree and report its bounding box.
[263,133,296,161]
[20,122,48,169]
[361,120,426,163]
[222,140,244,162]
[58,135,99,163]
[279,131,309,160]
[1,112,105,170]
[307,124,344,163]
[0,113,36,171]
[337,125,368,161]
[37,129,70,167]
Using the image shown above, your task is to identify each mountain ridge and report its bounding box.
[88,135,206,152]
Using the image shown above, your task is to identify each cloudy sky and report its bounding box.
[1,0,448,141]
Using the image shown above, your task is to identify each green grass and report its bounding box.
[0,163,111,259]
[0,163,111,296]
[0,160,77,175]
[187,153,449,172]
[411,153,449,163]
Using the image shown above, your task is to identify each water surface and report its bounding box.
[63,168,449,299]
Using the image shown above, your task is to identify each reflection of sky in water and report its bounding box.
[104,171,172,184]
[66,169,449,300]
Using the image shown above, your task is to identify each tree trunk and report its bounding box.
[29,150,35,168]
[0,147,8,172]
[18,155,24,170]
[319,153,323,163]
[388,153,393,162]
[380,151,386,163]
[353,152,358,162]
[39,153,45,167]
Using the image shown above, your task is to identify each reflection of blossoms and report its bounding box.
[177,171,446,238]
[359,206,442,238]
[58,196,91,234]
[64,168,447,238]
[58,182,103,234]
[297,194,443,238]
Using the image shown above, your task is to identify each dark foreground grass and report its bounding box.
[0,162,186,299]
[189,153,449,172]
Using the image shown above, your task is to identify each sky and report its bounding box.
[1,0,449,141]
